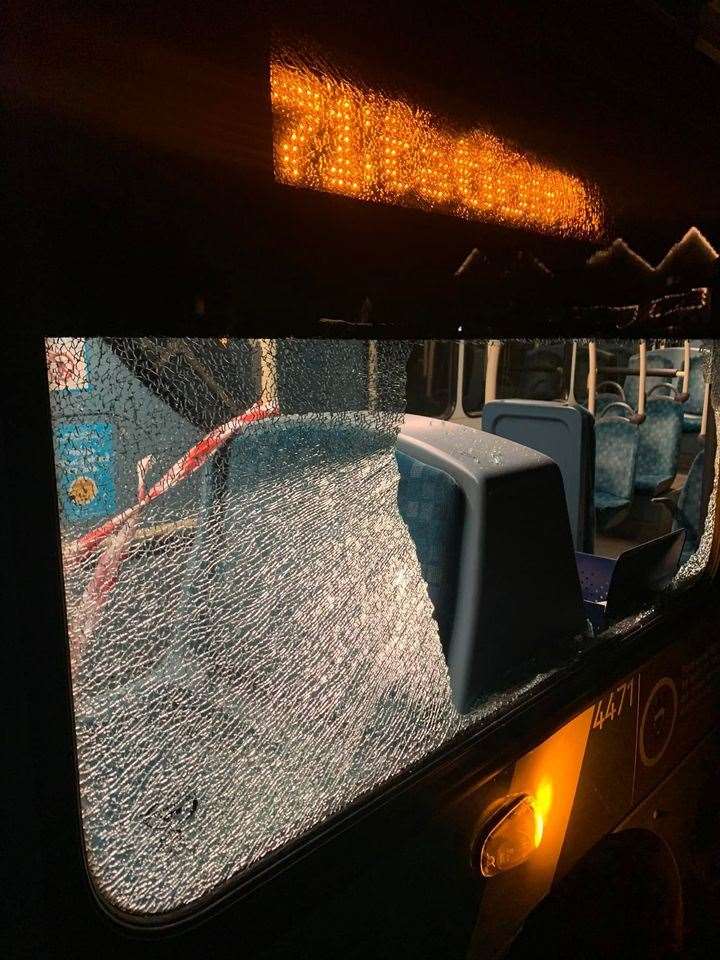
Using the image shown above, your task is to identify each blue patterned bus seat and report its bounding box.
[635,397,683,495]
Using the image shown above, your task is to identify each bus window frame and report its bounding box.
[457,340,577,420]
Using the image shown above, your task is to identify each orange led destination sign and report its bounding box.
[271,59,604,239]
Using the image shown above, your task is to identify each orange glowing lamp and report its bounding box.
[475,793,545,878]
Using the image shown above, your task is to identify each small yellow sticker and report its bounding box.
[68,476,98,506]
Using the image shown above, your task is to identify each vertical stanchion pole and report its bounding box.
[700,381,711,439]
[455,340,465,417]
[484,340,502,404]
[587,341,597,416]
[368,339,379,412]
[568,341,578,405]
[259,338,278,409]
[682,339,691,400]
[638,340,647,418]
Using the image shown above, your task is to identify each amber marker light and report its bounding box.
[270,57,604,239]
[532,778,553,848]
[475,792,547,878]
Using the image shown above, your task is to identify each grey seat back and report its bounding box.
[399,415,586,710]
[481,399,595,552]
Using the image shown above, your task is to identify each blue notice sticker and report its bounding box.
[55,421,117,522]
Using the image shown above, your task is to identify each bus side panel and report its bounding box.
[468,623,720,958]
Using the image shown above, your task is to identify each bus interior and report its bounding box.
[408,336,715,563]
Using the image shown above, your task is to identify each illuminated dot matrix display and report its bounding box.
[271,58,604,239]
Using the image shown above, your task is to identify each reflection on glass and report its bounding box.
[406,341,457,418]
[462,342,487,415]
